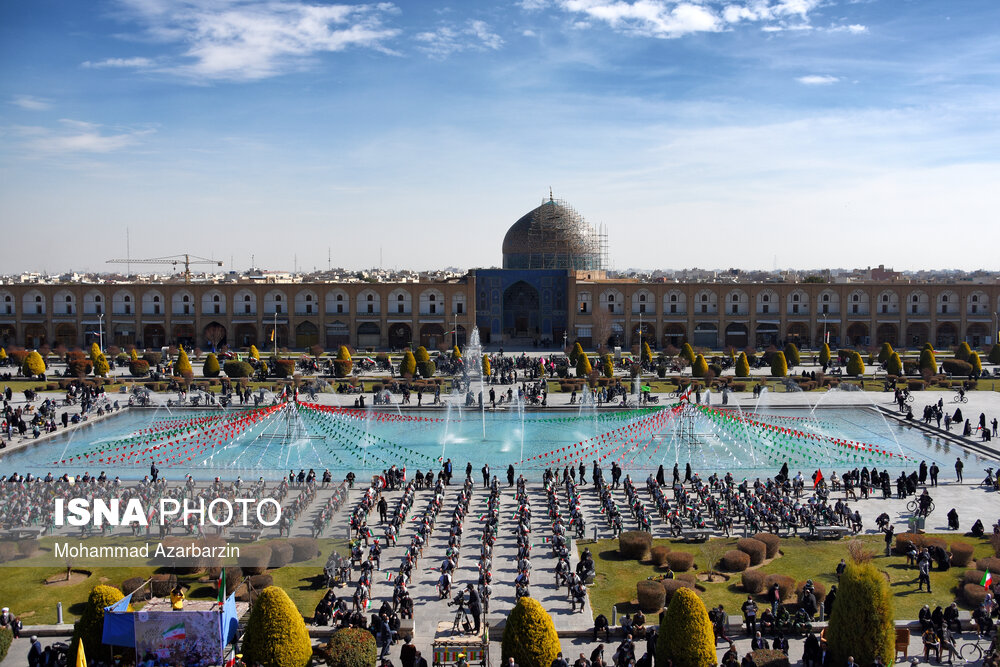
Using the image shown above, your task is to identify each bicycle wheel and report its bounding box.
[959,641,982,663]
[906,500,918,513]
[929,502,936,514]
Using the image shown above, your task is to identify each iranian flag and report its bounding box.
[217,568,226,603]
[981,570,993,589]
[162,623,186,642]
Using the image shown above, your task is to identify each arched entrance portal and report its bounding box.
[420,323,446,350]
[295,322,318,349]
[357,322,381,349]
[388,323,411,350]
[693,323,717,349]
[846,323,869,347]
[786,322,809,347]
[203,322,227,350]
[724,323,748,349]
[906,323,928,347]
[662,325,686,349]
[144,324,166,349]
[503,281,540,338]
[875,323,898,347]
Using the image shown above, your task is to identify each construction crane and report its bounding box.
[106,254,223,282]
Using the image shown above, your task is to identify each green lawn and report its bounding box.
[0,536,348,625]
[582,533,995,621]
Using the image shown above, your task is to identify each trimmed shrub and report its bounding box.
[742,570,766,594]
[955,342,972,362]
[942,359,973,376]
[70,585,124,664]
[501,596,560,667]
[243,586,312,667]
[268,541,295,568]
[846,351,865,376]
[722,550,751,572]
[662,578,696,604]
[919,348,937,372]
[417,360,436,378]
[619,531,653,561]
[121,577,150,601]
[770,351,787,378]
[67,358,93,377]
[692,354,708,378]
[752,533,781,559]
[143,351,162,365]
[569,342,583,364]
[602,354,614,378]
[129,359,150,376]
[482,354,491,376]
[637,580,666,613]
[826,561,895,667]
[287,537,320,562]
[969,351,982,374]
[224,360,253,378]
[203,353,220,377]
[894,532,923,554]
[17,539,40,558]
[783,343,800,367]
[238,544,272,576]
[763,574,796,601]
[249,574,274,591]
[0,543,16,563]
[736,352,750,378]
[23,350,46,376]
[680,343,696,365]
[322,628,377,667]
[962,569,986,586]
[886,352,903,377]
[877,342,894,364]
[989,344,1000,365]
[175,347,193,376]
[273,358,296,378]
[819,343,831,366]
[334,345,353,378]
[666,551,695,572]
[975,557,1000,573]
[655,587,716,667]
[576,353,592,377]
[963,583,989,606]
[751,649,791,667]
[650,545,671,568]
[399,350,417,377]
[737,538,767,566]
[0,626,11,663]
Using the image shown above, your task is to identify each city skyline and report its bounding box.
[2,0,999,274]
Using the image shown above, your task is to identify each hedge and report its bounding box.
[268,541,295,568]
[288,537,320,562]
[121,577,150,601]
[243,587,312,667]
[150,573,177,597]
[666,551,695,572]
[963,583,989,606]
[322,628,377,667]
[224,360,253,378]
[742,570,766,594]
[620,531,653,561]
[637,580,666,613]
[942,359,973,376]
[894,532,923,554]
[238,544,272,576]
[751,649,790,667]
[662,578,697,604]
[650,545,671,568]
[722,550,751,572]
[752,533,781,559]
[763,574,796,601]
[737,538,767,566]
[975,557,1000,573]
[0,627,11,663]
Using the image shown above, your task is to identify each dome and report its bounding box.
[502,196,604,270]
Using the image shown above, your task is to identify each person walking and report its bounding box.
[955,458,963,483]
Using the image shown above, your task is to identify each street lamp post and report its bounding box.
[822,313,828,346]
[98,313,104,353]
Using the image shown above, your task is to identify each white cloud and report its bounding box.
[16,119,153,154]
[11,95,52,111]
[796,74,840,85]
[828,23,868,34]
[523,29,538,37]
[109,1,401,81]
[519,0,549,9]
[416,20,504,58]
[82,57,154,69]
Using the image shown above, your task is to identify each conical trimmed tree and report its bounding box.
[655,587,716,667]
[919,348,937,373]
[692,354,708,378]
[399,350,417,377]
[770,351,788,377]
[735,352,750,378]
[819,343,831,366]
[176,347,193,376]
[500,597,560,667]
[23,350,46,377]
[334,345,353,378]
[482,354,491,377]
[242,586,312,667]
[847,351,865,376]
[93,352,110,377]
[203,352,220,377]
[570,342,584,365]
[783,343,800,367]
[680,343,696,365]
[955,341,972,362]
[249,344,261,361]
[602,354,614,378]
[969,351,982,375]
[886,352,903,376]
[576,353,592,378]
[877,342,894,364]
[826,560,894,666]
[414,345,431,363]
[641,341,653,364]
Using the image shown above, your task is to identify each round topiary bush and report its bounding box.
[619,531,653,561]
[962,569,986,586]
[150,573,177,597]
[501,596,560,667]
[637,580,666,613]
[975,557,1000,573]
[268,541,295,568]
[287,537,320,562]
[655,586,716,667]
[763,574,796,601]
[0,543,17,563]
[321,628,376,667]
[795,580,827,604]
[70,585,124,664]
[17,539,40,558]
[742,570,766,594]
[243,586,312,667]
[665,551,694,572]
[752,533,781,559]
[924,537,948,552]
[737,538,767,566]
[963,583,989,606]
[751,649,791,667]
[249,574,274,591]
[722,550,751,572]
[662,578,697,604]
[650,545,671,568]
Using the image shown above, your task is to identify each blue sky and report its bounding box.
[1,0,998,274]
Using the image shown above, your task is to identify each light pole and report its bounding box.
[98,313,104,353]
[822,313,828,346]
[562,329,567,353]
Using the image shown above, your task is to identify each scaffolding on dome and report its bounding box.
[515,195,608,271]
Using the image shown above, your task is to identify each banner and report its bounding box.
[134,611,221,667]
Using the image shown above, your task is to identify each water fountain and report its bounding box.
[463,327,487,439]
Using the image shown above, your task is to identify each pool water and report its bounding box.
[0,401,992,480]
